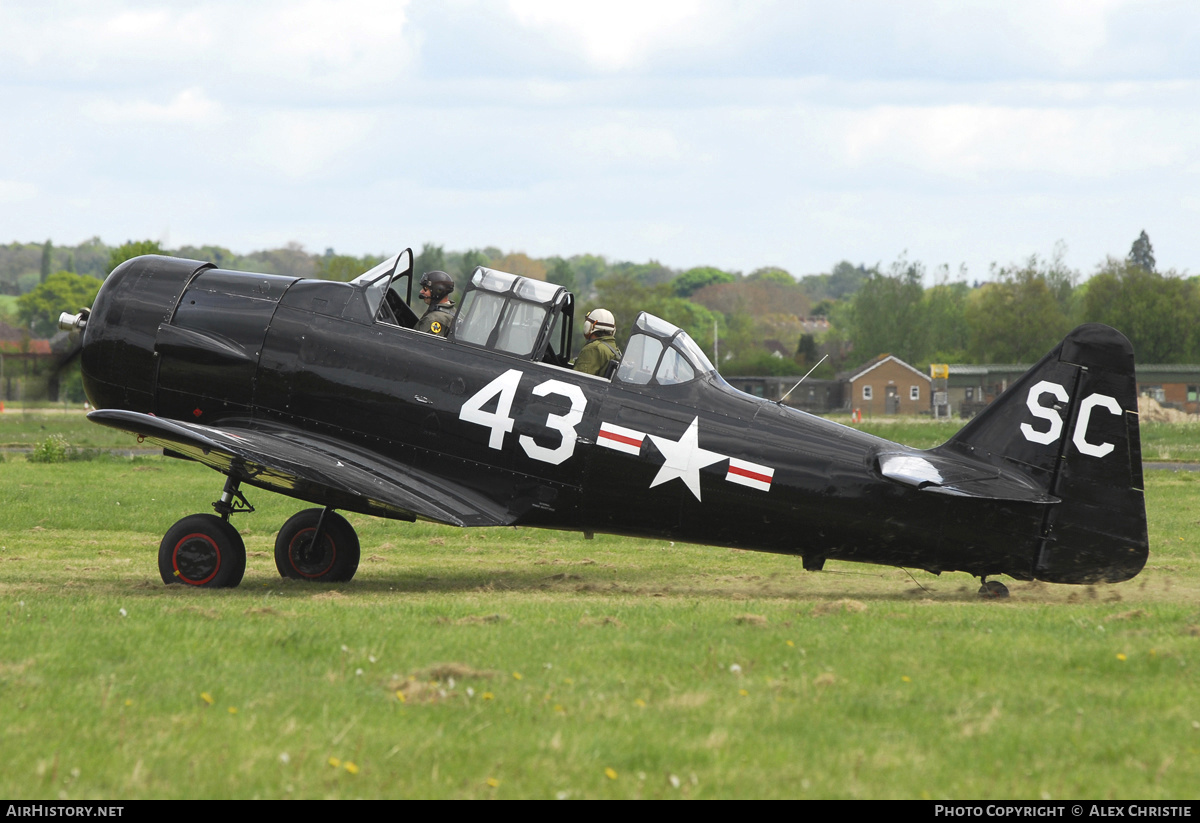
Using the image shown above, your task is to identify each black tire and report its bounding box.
[274,509,360,583]
[160,514,246,588]
[978,579,1010,599]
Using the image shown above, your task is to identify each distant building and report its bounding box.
[724,375,843,414]
[946,362,1200,417]
[0,322,67,402]
[729,354,1200,419]
[946,364,1031,417]
[1133,365,1200,414]
[841,354,931,417]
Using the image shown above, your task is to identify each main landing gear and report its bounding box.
[158,477,360,589]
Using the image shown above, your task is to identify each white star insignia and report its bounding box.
[647,417,727,501]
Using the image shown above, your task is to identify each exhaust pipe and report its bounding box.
[59,308,90,331]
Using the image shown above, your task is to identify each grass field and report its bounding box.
[1,414,1198,799]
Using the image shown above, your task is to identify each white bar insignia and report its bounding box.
[598,422,645,456]
[726,458,774,492]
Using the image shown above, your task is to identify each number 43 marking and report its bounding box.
[458,369,586,465]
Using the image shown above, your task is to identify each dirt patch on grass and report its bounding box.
[419,663,497,681]
[1109,609,1148,621]
[733,613,769,626]
[436,613,508,625]
[663,691,711,709]
[388,663,499,702]
[812,599,867,616]
[171,606,221,619]
[579,615,624,628]
[245,607,297,618]
[0,658,35,677]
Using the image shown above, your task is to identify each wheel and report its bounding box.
[978,579,1010,599]
[160,514,246,588]
[274,509,360,583]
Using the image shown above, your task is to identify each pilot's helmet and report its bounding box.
[420,270,455,302]
[583,308,616,337]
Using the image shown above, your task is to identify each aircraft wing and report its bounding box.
[88,409,513,527]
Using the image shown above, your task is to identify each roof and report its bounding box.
[0,340,50,354]
[0,321,26,342]
[947,363,1200,382]
[843,354,930,384]
[948,363,1030,376]
[1135,364,1200,376]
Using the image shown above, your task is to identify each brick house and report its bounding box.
[843,354,931,417]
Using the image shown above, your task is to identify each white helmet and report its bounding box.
[583,308,616,337]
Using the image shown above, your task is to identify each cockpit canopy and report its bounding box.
[347,252,710,383]
[452,267,574,364]
[351,249,415,321]
[616,313,715,387]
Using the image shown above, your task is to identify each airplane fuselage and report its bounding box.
[79,255,1147,585]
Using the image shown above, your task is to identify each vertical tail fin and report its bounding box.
[939,324,1148,583]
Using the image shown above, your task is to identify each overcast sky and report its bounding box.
[1,0,1197,280]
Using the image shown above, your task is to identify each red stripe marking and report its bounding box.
[728,465,772,484]
[600,430,643,448]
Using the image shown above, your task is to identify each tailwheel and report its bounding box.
[160,514,247,588]
[978,577,1010,599]
[274,508,360,583]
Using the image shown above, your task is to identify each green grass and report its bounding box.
[1,450,1198,799]
[1,410,143,450]
[1138,421,1200,462]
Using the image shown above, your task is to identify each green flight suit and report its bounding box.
[573,334,621,377]
[416,301,455,337]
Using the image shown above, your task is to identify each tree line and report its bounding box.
[3,231,1195,372]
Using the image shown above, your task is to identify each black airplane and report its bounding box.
[59,249,1148,596]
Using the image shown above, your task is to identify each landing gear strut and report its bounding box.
[978,577,1009,599]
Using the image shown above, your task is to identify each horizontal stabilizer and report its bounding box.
[876,449,1058,502]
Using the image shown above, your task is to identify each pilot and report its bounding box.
[416,270,456,337]
[572,308,621,377]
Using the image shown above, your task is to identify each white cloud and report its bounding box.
[1004,0,1127,70]
[507,0,713,71]
[566,122,686,169]
[0,180,39,203]
[837,102,1195,181]
[82,87,225,125]
[236,108,381,180]
[2,1,415,98]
